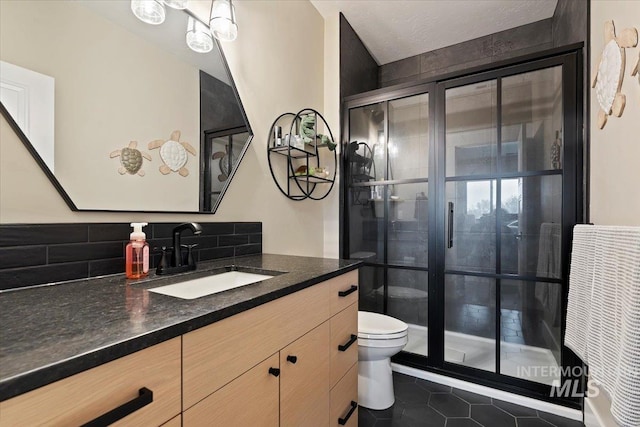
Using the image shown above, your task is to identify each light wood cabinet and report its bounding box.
[183,354,280,427]
[330,364,358,427]
[182,280,330,409]
[329,270,359,316]
[182,269,359,427]
[280,322,331,427]
[0,337,181,427]
[330,302,358,388]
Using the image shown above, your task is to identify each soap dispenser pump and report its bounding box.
[126,222,150,279]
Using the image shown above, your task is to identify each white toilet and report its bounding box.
[357,311,409,410]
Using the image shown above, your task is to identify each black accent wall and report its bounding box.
[0,222,262,291]
[339,13,379,99]
[340,0,588,90]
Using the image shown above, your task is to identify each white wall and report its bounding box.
[0,0,337,258]
[585,2,640,426]
[590,1,640,226]
[323,12,341,259]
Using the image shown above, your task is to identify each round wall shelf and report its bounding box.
[267,108,337,201]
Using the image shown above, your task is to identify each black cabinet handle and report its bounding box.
[269,368,280,377]
[447,201,454,249]
[338,334,358,352]
[81,387,153,427]
[286,355,298,364]
[338,285,358,297]
[268,367,280,377]
[338,401,358,425]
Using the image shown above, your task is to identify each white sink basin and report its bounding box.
[149,271,274,300]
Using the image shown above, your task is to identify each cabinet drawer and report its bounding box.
[329,270,359,316]
[330,364,358,427]
[280,322,330,427]
[183,353,279,427]
[330,302,358,388]
[183,281,330,409]
[0,337,181,427]
[161,415,182,427]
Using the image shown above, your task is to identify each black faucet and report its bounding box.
[156,222,202,275]
[172,222,202,267]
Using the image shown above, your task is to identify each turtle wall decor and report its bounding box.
[109,141,152,176]
[148,130,197,177]
[592,20,638,129]
[212,145,236,182]
[632,50,639,88]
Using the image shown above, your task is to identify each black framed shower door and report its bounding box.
[341,47,584,408]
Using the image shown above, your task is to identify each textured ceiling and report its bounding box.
[311,0,558,65]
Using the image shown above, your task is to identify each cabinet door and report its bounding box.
[329,270,359,316]
[330,364,358,427]
[280,322,330,427]
[183,353,280,427]
[330,302,358,388]
[183,281,330,409]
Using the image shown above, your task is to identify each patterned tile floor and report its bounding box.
[358,373,584,427]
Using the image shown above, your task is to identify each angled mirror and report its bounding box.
[0,0,252,212]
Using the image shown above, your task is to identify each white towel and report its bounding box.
[565,225,640,427]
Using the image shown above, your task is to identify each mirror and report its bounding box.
[0,0,252,212]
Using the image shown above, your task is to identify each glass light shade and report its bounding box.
[131,0,165,25]
[163,0,189,10]
[209,0,237,41]
[186,17,214,53]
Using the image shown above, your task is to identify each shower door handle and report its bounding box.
[447,202,454,249]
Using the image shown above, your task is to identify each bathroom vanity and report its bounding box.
[0,254,360,426]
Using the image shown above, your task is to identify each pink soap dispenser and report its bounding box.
[125,222,149,279]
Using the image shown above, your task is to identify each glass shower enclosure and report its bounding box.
[342,50,583,407]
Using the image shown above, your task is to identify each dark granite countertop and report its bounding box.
[0,254,361,401]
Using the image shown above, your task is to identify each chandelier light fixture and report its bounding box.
[131,0,166,25]
[186,16,214,53]
[131,0,237,53]
[163,0,189,9]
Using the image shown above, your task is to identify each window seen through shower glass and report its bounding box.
[387,268,429,357]
[501,66,563,173]
[388,94,429,180]
[348,102,386,181]
[445,274,496,372]
[500,280,562,386]
[388,183,428,268]
[500,175,562,277]
[446,80,497,177]
[445,180,496,273]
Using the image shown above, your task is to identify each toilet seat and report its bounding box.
[358,311,408,340]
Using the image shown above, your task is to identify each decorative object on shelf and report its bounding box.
[348,141,375,206]
[299,113,336,151]
[110,141,152,176]
[267,108,337,201]
[148,130,197,177]
[551,130,562,170]
[592,20,638,129]
[130,0,237,53]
